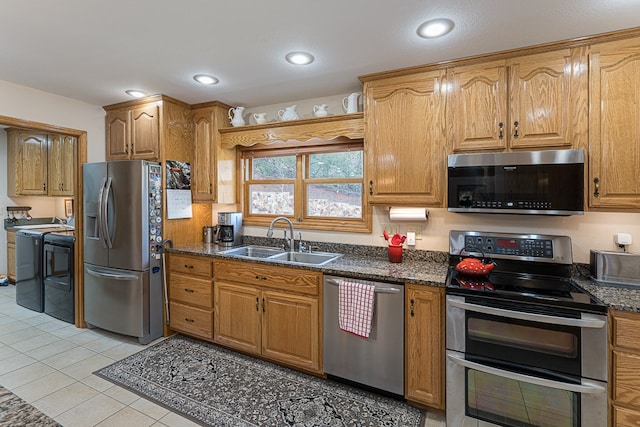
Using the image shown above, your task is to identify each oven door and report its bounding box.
[446,295,608,382]
[446,349,607,427]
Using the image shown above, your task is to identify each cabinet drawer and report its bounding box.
[169,302,213,340]
[169,254,213,278]
[614,404,640,427]
[613,312,640,352]
[169,273,212,308]
[214,259,321,296]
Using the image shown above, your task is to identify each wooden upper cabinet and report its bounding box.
[589,37,640,210]
[447,60,508,152]
[191,103,235,204]
[48,134,75,196]
[6,129,49,196]
[105,109,129,159]
[105,102,160,161]
[363,70,446,206]
[448,48,587,152]
[130,104,160,160]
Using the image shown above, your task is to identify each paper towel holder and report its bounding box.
[388,207,428,221]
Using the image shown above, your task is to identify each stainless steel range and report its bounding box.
[445,230,608,427]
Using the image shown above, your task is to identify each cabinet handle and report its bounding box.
[43,183,46,191]
[498,122,504,140]
[124,144,128,155]
[256,297,259,311]
[209,183,212,194]
[262,297,265,312]
[593,177,600,198]
[185,318,194,323]
[369,180,373,196]
[513,121,519,139]
[410,298,415,317]
[255,275,267,281]
[184,288,194,293]
[184,264,194,269]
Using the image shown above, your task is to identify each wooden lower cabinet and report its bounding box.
[167,253,214,340]
[6,231,16,283]
[611,310,640,426]
[213,259,322,374]
[405,283,445,410]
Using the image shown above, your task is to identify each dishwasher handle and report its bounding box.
[324,277,402,294]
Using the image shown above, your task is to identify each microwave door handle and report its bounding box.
[447,352,606,395]
[101,177,113,249]
[97,177,107,247]
[447,299,606,329]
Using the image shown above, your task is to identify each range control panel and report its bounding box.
[450,230,574,264]
[464,235,553,258]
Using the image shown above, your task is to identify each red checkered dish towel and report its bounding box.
[338,280,375,338]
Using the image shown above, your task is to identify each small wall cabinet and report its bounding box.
[6,128,75,196]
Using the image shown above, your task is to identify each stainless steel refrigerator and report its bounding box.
[83,160,164,344]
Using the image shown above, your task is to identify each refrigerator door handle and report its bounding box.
[97,177,107,248]
[85,267,139,281]
[102,177,114,249]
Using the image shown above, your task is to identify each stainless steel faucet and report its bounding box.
[267,216,295,251]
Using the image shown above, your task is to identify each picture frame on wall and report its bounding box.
[64,199,74,218]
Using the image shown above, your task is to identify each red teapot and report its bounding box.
[455,246,495,276]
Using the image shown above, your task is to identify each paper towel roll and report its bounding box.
[388,207,428,221]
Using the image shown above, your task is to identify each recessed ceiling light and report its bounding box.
[125,89,147,98]
[193,74,219,85]
[416,18,455,38]
[285,51,314,65]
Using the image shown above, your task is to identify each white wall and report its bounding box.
[0,79,105,275]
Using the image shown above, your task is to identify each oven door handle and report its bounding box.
[448,298,606,328]
[447,352,606,395]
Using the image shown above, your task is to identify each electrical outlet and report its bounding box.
[405,224,422,240]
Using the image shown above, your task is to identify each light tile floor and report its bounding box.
[0,285,446,426]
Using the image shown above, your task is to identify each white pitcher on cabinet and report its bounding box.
[342,93,360,114]
[278,105,299,121]
[228,107,246,127]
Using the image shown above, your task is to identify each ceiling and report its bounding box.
[2,0,640,108]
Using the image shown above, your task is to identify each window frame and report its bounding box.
[239,140,371,233]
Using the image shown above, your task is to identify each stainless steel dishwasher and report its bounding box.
[323,275,404,396]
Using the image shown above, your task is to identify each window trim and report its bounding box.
[239,141,371,233]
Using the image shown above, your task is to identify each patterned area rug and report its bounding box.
[0,385,61,426]
[96,334,423,426]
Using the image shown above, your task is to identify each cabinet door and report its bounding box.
[589,38,640,210]
[6,231,16,282]
[261,290,320,373]
[405,284,444,409]
[130,104,160,161]
[192,107,216,202]
[508,48,587,150]
[365,70,446,206]
[448,60,508,152]
[48,134,75,196]
[12,131,49,195]
[106,109,130,160]
[214,281,261,355]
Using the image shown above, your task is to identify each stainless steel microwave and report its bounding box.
[447,149,584,215]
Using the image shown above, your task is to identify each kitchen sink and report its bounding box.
[219,245,284,258]
[269,251,342,266]
[218,245,342,266]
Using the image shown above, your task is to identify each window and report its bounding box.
[241,142,371,232]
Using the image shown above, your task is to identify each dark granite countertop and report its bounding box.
[169,240,640,313]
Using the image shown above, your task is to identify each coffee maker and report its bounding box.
[215,212,243,247]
